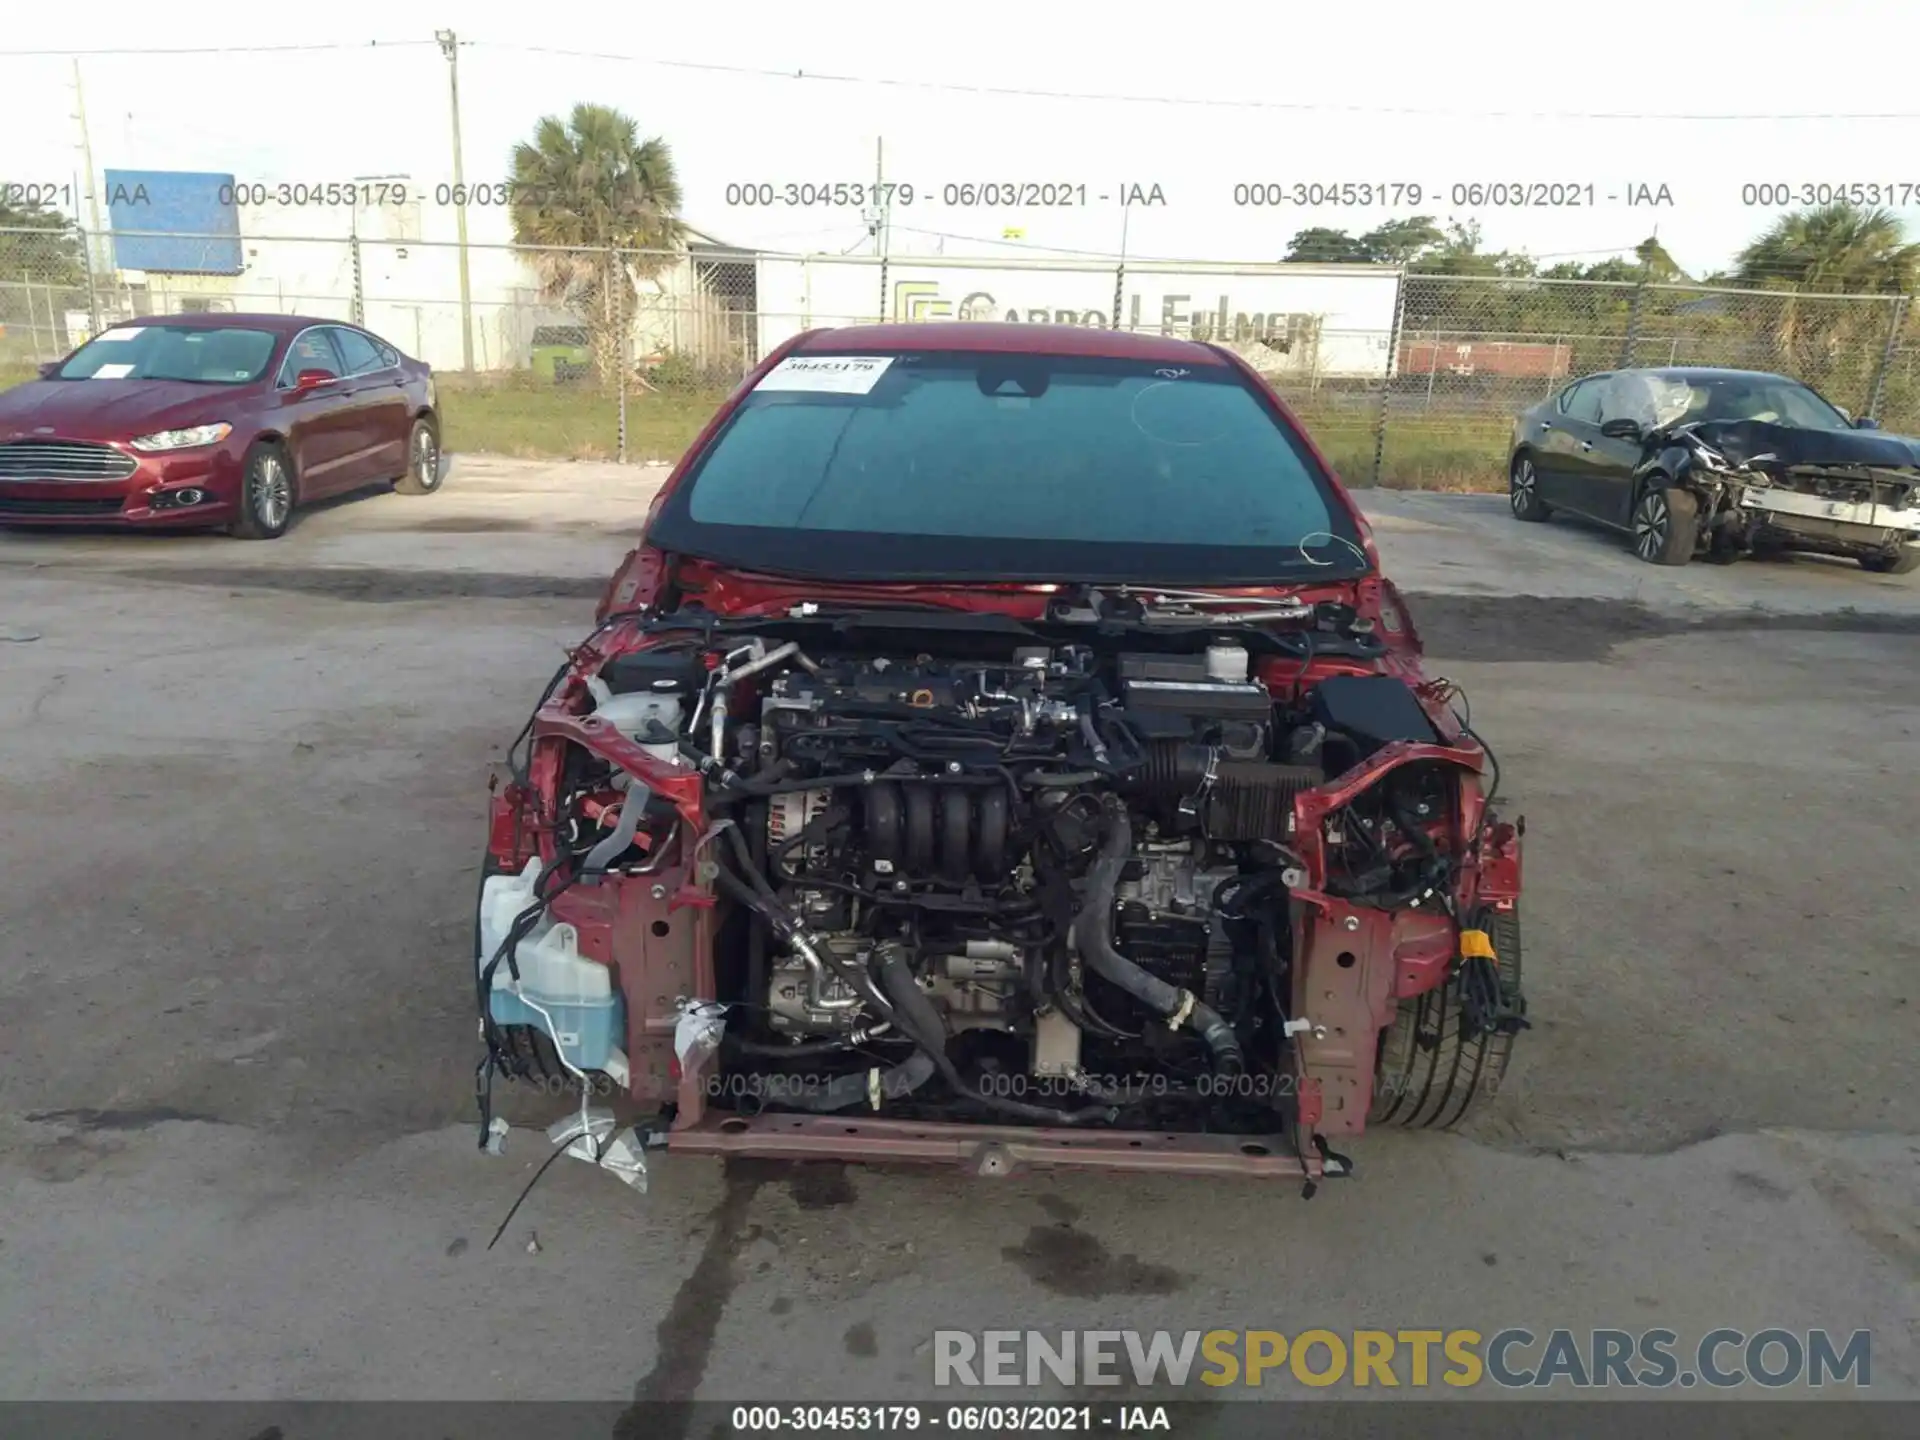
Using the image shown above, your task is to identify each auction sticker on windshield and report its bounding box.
[755,355,895,394]
[94,327,143,342]
[90,363,135,379]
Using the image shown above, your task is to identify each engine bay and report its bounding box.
[478,603,1523,1178]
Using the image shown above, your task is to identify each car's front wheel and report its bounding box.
[1630,484,1697,566]
[394,416,442,496]
[1509,454,1551,522]
[228,440,296,541]
[1370,908,1524,1129]
[1860,546,1920,576]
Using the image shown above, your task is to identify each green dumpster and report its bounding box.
[530,325,591,383]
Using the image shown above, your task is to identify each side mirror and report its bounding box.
[294,368,335,391]
[38,361,60,379]
[1854,416,1880,430]
[1599,417,1643,441]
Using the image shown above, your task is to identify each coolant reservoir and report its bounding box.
[479,857,627,1077]
[590,689,685,766]
[1206,641,1250,684]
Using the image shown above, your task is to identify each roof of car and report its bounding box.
[793,322,1229,364]
[1626,366,1795,383]
[103,314,351,334]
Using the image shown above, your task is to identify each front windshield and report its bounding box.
[646,351,1362,584]
[54,326,277,384]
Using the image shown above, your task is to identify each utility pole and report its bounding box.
[436,29,475,372]
[875,138,892,256]
[71,58,107,332]
[868,138,892,321]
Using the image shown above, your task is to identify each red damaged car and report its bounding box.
[476,324,1527,1191]
[0,314,441,538]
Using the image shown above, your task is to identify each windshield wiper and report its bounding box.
[659,603,1040,637]
[788,604,1040,636]
[1083,585,1316,627]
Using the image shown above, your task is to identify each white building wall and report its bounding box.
[112,194,705,373]
[752,258,1401,380]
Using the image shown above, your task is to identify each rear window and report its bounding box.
[648,351,1362,583]
[55,326,276,384]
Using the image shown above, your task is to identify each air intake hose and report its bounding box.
[874,943,1118,1126]
[1073,796,1245,1074]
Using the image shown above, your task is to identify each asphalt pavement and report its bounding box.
[0,457,1914,1410]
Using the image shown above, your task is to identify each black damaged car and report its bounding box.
[1508,366,1920,573]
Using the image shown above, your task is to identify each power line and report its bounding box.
[464,42,1920,122]
[0,39,436,57]
[884,226,1661,266]
[6,36,1913,119]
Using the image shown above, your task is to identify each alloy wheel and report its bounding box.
[253,454,292,529]
[413,426,439,489]
[1632,493,1668,560]
[1510,459,1538,517]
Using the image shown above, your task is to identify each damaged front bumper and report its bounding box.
[666,1109,1351,1184]
[1736,479,1920,552]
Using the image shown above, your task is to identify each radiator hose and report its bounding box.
[1073,797,1245,1074]
[873,943,1118,1126]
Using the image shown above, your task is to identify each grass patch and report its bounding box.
[0,364,1512,491]
[1373,421,1512,492]
[435,373,728,464]
[1287,410,1510,493]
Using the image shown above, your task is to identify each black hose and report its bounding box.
[1388,791,1439,862]
[873,944,1117,1126]
[713,857,897,1021]
[760,1050,938,1112]
[744,800,771,1037]
[1023,769,1105,788]
[1047,946,1136,1040]
[1073,798,1245,1074]
[713,866,781,926]
[729,1031,909,1058]
[1215,869,1289,918]
[722,821,773,897]
[718,769,999,799]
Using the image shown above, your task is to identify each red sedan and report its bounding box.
[0,313,441,539]
[474,323,1527,1188]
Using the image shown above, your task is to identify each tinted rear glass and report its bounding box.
[648,351,1361,583]
[56,326,277,384]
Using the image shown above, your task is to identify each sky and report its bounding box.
[2,0,1916,277]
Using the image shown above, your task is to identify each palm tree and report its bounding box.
[1731,204,1920,387]
[509,104,685,385]
[1634,235,1685,283]
[1735,203,1919,293]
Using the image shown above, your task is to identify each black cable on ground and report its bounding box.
[486,1133,580,1251]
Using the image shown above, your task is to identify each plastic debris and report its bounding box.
[597,1127,651,1193]
[525,1231,541,1255]
[546,1107,649,1193]
[548,1107,618,1161]
[673,998,729,1070]
[483,1116,510,1156]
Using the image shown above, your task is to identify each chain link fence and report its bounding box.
[4,223,1916,482]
